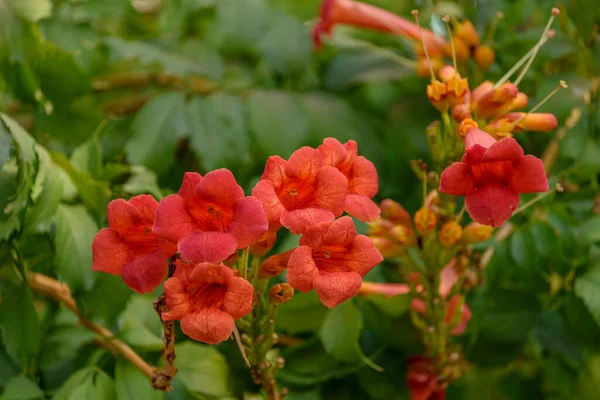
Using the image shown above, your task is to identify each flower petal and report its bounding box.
[439,162,476,196]
[180,308,234,344]
[299,222,326,249]
[107,199,144,231]
[252,180,284,225]
[464,127,496,150]
[439,258,458,298]
[178,172,203,202]
[127,195,159,225]
[91,228,131,275]
[314,165,348,216]
[465,182,520,227]
[344,194,381,222]
[323,216,356,246]
[178,232,238,264]
[188,262,232,284]
[482,137,524,162]
[349,235,383,276]
[313,270,362,308]
[280,208,335,234]
[196,169,244,208]
[509,155,549,193]
[285,147,323,179]
[223,276,254,319]
[228,196,268,248]
[162,277,191,320]
[349,156,378,198]
[153,195,195,243]
[411,298,426,314]
[318,138,347,167]
[260,156,287,186]
[121,249,168,294]
[286,246,319,293]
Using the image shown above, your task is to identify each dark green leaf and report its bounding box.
[187,93,250,171]
[80,273,132,324]
[1,375,44,400]
[574,260,600,327]
[276,291,327,334]
[174,341,231,397]
[0,127,10,167]
[115,359,164,400]
[54,204,98,292]
[125,92,188,176]
[580,216,600,243]
[320,301,363,363]
[248,90,309,159]
[0,281,41,365]
[531,222,558,259]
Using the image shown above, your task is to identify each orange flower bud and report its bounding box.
[416,57,443,78]
[438,65,458,83]
[475,83,519,119]
[513,112,558,132]
[451,104,471,122]
[414,207,437,234]
[474,45,495,70]
[390,224,413,245]
[358,281,410,297]
[269,283,294,304]
[258,250,293,278]
[462,222,493,244]
[249,225,279,258]
[445,37,470,63]
[439,221,463,247]
[454,20,480,48]
[380,199,411,226]
[470,81,494,109]
[368,218,394,236]
[446,75,470,106]
[427,80,448,112]
[370,236,398,258]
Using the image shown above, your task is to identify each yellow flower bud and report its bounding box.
[414,207,437,234]
[462,222,493,244]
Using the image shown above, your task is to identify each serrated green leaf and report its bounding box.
[125,92,188,176]
[54,204,98,292]
[575,261,600,327]
[0,281,41,365]
[115,359,164,400]
[248,90,309,159]
[187,93,250,171]
[1,375,44,400]
[258,11,312,76]
[320,301,363,363]
[174,341,230,397]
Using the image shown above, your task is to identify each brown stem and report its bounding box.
[151,257,178,391]
[27,272,163,386]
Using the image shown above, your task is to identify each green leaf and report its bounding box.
[53,367,115,400]
[248,90,309,159]
[187,93,250,171]
[0,127,10,167]
[509,228,546,289]
[80,273,132,324]
[6,0,52,22]
[0,281,41,365]
[54,204,98,292]
[297,93,358,144]
[24,145,63,234]
[123,166,163,199]
[1,375,44,400]
[575,260,600,327]
[258,11,312,76]
[276,291,327,334]
[174,341,231,397]
[115,359,164,400]
[214,0,268,54]
[319,301,363,363]
[577,355,600,399]
[0,114,39,240]
[531,222,558,259]
[580,216,600,243]
[125,92,188,176]
[70,132,103,177]
[118,295,163,350]
[360,293,411,318]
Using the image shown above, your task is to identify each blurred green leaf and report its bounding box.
[174,341,231,397]
[71,132,103,177]
[213,0,268,54]
[1,375,44,400]
[54,204,98,292]
[53,367,115,400]
[580,216,600,243]
[574,260,600,327]
[297,92,357,144]
[80,273,132,324]
[0,281,40,365]
[187,93,250,171]
[577,355,600,399]
[248,90,310,159]
[125,92,188,176]
[123,165,163,199]
[0,127,10,167]
[531,222,558,259]
[276,291,327,334]
[5,0,51,22]
[115,360,164,400]
[118,295,163,350]
[320,301,362,363]
[259,10,312,76]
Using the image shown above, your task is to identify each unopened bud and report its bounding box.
[474,45,495,70]
[414,207,437,234]
[438,65,459,83]
[451,103,471,122]
[476,83,519,119]
[470,81,494,109]
[416,57,443,78]
[269,283,294,304]
[462,222,493,244]
[439,221,463,247]
[380,199,411,226]
[455,20,481,47]
[258,250,293,278]
[445,37,470,63]
[390,224,414,244]
[249,225,279,258]
[367,218,394,236]
[370,236,398,258]
[427,80,449,112]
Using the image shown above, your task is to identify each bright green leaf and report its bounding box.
[187,93,250,171]
[319,301,362,363]
[125,92,188,176]
[123,165,163,199]
[6,0,51,22]
[115,360,164,400]
[53,367,115,400]
[54,204,98,292]
[1,375,44,400]
[174,341,230,397]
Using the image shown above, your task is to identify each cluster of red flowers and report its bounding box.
[91,138,383,344]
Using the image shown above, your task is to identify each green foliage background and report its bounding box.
[1,0,600,399]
